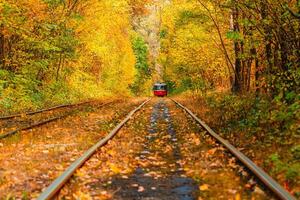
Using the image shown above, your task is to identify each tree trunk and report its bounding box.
[278,28,289,71]
[232,4,242,93]
[197,0,237,90]
[260,1,273,74]
[56,53,63,81]
[0,32,4,69]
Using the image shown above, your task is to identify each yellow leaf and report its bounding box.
[235,193,241,200]
[109,163,121,174]
[73,191,92,200]
[107,150,116,156]
[199,184,209,191]
[75,170,85,178]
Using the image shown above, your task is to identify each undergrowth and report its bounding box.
[0,78,111,115]
[183,91,300,193]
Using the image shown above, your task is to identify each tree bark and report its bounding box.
[0,30,4,69]
[232,4,242,93]
[197,0,237,90]
[56,53,63,81]
[260,1,273,74]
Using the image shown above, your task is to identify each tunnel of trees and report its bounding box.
[0,0,299,192]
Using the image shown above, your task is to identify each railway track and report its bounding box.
[37,99,151,200]
[33,98,295,200]
[0,101,93,120]
[171,99,295,200]
[0,100,114,139]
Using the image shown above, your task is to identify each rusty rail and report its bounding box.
[0,114,69,139]
[0,101,114,140]
[0,100,94,120]
[171,98,295,200]
[37,99,151,200]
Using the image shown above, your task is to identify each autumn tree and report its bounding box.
[0,0,146,112]
[160,0,231,94]
[160,0,299,97]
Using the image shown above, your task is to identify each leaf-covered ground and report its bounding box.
[0,101,111,137]
[173,96,299,197]
[0,98,146,199]
[54,98,272,199]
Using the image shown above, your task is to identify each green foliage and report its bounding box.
[271,68,300,99]
[205,92,299,185]
[166,75,210,95]
[0,1,79,112]
[291,145,300,160]
[268,154,286,174]
[175,10,209,27]
[267,153,299,184]
[42,0,64,7]
[226,31,243,41]
[129,35,151,96]
[0,0,142,113]
[207,92,299,139]
[160,0,230,95]
[164,79,176,93]
[160,29,168,39]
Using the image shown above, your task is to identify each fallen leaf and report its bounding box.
[254,186,265,195]
[138,186,145,192]
[109,163,121,174]
[42,150,49,154]
[199,184,209,191]
[245,183,252,189]
[207,148,217,155]
[235,193,241,200]
[73,191,92,200]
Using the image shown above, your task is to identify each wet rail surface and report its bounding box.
[0,98,295,199]
[107,100,198,200]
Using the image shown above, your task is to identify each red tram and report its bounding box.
[153,83,168,97]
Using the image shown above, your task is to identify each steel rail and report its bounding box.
[37,98,151,200]
[0,101,114,140]
[0,100,94,120]
[171,99,295,200]
[0,114,69,140]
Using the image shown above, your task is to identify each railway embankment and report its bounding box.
[174,93,300,197]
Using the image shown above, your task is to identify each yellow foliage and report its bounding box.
[73,0,136,96]
[0,0,144,112]
[160,0,231,90]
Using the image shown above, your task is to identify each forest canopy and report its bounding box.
[0,0,151,112]
[0,0,299,117]
[160,0,299,96]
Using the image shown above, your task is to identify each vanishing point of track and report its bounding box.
[31,98,295,200]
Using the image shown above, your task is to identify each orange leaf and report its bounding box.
[199,184,209,191]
